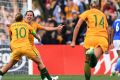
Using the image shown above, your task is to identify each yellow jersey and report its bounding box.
[23,21,43,45]
[9,22,33,49]
[79,8,108,39]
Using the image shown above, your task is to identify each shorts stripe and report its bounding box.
[32,48,38,56]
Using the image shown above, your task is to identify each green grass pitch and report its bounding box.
[2,75,119,80]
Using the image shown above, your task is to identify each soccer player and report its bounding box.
[0,13,41,80]
[23,10,63,80]
[110,17,120,76]
[70,1,109,80]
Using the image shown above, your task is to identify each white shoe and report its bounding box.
[43,76,59,80]
[0,75,2,80]
[43,78,48,80]
[52,76,59,80]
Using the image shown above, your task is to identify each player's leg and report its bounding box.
[36,56,46,80]
[34,56,59,80]
[33,47,52,80]
[26,46,52,80]
[31,52,58,80]
[84,37,94,80]
[84,48,91,80]
[84,36,107,80]
[93,46,103,63]
[0,48,21,80]
[32,56,52,80]
[84,46,103,80]
[0,59,18,80]
[0,59,18,74]
[86,47,98,68]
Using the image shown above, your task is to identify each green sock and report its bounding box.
[0,70,4,76]
[38,66,46,80]
[40,68,52,80]
[40,72,46,80]
[84,61,91,80]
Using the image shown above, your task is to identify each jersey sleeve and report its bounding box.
[104,15,109,29]
[28,24,34,32]
[36,23,44,30]
[79,10,89,21]
[28,25,36,35]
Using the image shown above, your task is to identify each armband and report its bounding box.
[31,30,36,35]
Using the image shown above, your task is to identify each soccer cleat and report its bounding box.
[43,76,59,80]
[52,76,59,80]
[0,75,2,80]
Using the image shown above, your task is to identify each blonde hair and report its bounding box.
[15,13,23,22]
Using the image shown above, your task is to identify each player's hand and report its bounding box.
[70,42,75,48]
[106,43,114,54]
[109,43,114,50]
[38,38,41,42]
[57,24,64,32]
[37,35,41,42]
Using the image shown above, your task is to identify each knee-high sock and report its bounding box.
[40,68,52,80]
[38,66,46,80]
[84,61,91,80]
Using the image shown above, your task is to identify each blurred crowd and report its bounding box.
[0,0,119,45]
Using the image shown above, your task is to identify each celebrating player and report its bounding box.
[0,13,41,80]
[70,1,110,80]
[23,10,63,80]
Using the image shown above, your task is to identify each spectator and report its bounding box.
[42,20,59,44]
[45,3,53,21]
[114,0,120,17]
[73,0,87,13]
[103,1,117,26]
[64,0,79,21]
[53,2,62,24]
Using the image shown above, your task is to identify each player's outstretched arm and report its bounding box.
[70,18,84,47]
[43,24,64,31]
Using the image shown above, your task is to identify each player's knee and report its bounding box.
[32,58,41,65]
[36,60,42,65]
[90,54,98,68]
[85,53,98,68]
[90,60,97,68]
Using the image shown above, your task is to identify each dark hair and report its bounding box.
[15,13,23,22]
[25,10,34,17]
